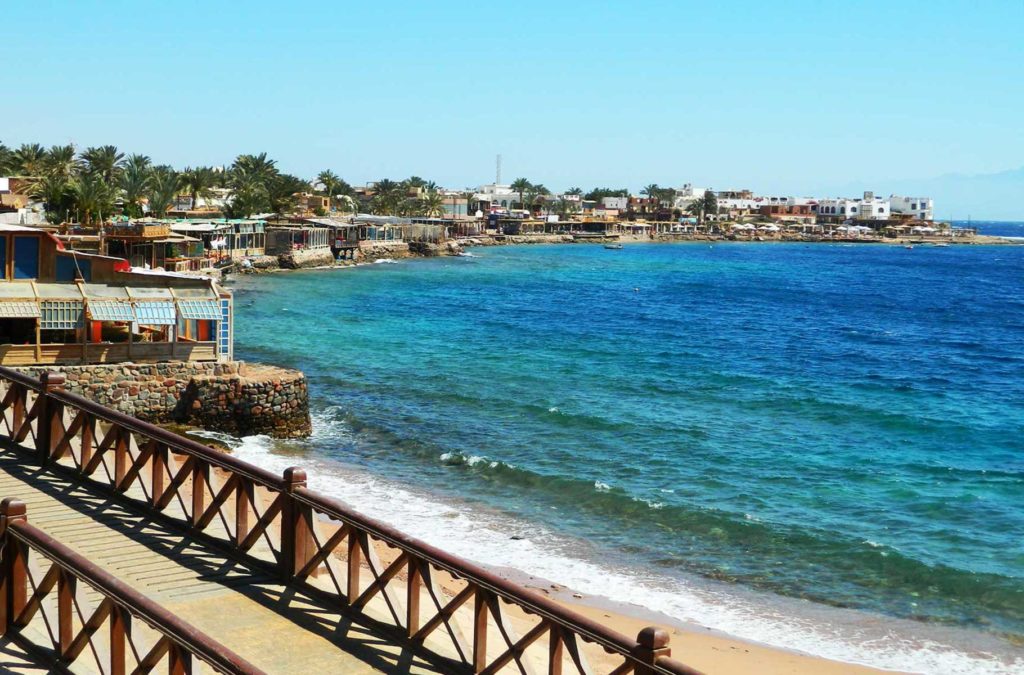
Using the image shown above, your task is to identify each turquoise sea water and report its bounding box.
[227,239,1024,673]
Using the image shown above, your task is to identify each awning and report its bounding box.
[133,301,176,325]
[88,301,136,322]
[176,299,222,321]
[0,302,41,318]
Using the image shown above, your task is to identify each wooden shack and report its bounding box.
[0,224,232,366]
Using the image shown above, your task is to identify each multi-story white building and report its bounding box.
[888,195,934,221]
[472,184,520,210]
[671,184,708,210]
[817,192,889,221]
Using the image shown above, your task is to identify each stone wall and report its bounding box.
[278,248,336,269]
[358,241,411,262]
[15,361,311,439]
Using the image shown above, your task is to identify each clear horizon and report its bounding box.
[3,1,1023,217]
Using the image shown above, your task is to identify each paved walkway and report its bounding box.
[0,447,445,674]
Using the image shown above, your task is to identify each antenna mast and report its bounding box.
[496,154,502,185]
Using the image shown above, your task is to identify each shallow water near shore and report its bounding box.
[227,240,1024,673]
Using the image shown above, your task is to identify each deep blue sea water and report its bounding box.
[226,238,1024,673]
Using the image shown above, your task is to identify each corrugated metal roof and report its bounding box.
[88,301,136,322]
[133,301,176,325]
[0,302,40,318]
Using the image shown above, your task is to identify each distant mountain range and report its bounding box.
[817,166,1024,222]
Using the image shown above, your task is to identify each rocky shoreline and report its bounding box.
[233,230,1018,276]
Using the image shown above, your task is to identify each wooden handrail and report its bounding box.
[0,367,705,675]
[0,499,264,674]
[291,487,702,674]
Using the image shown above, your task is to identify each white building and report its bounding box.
[671,184,708,210]
[817,192,889,221]
[601,196,628,210]
[888,195,934,221]
[472,183,520,210]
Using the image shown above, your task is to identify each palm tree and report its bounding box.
[13,143,47,175]
[232,153,278,184]
[181,166,217,211]
[44,145,81,179]
[30,175,73,224]
[565,187,583,196]
[119,162,151,218]
[267,174,308,215]
[81,145,125,184]
[317,170,340,212]
[420,190,445,217]
[146,168,181,219]
[71,173,115,225]
[0,142,13,175]
[510,177,531,210]
[124,154,152,175]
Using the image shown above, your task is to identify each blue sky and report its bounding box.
[3,0,1023,205]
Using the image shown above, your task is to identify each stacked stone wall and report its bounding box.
[15,361,311,439]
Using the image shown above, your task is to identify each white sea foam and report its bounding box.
[594,481,611,492]
[218,428,1023,675]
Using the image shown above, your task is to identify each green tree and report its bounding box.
[0,142,14,175]
[146,168,181,219]
[13,143,47,175]
[510,177,532,210]
[81,145,124,184]
[565,187,583,196]
[420,190,445,217]
[119,162,151,218]
[30,175,74,224]
[44,145,81,179]
[181,166,217,211]
[232,153,278,184]
[584,187,629,203]
[71,173,115,225]
[317,169,340,212]
[267,174,309,215]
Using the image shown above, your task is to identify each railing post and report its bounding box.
[634,627,671,675]
[36,372,65,464]
[0,498,28,634]
[281,467,313,581]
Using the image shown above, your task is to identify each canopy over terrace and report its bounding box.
[0,279,228,366]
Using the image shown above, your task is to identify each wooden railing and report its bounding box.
[0,498,263,674]
[0,368,704,675]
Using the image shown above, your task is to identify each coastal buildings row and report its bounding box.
[0,224,231,367]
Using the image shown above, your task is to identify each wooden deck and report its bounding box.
[0,447,441,673]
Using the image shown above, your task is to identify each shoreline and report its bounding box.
[210,428,1022,675]
[231,230,1021,277]
[221,241,1023,673]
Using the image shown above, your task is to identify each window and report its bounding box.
[218,298,231,358]
[13,236,39,280]
[56,255,91,282]
[40,301,84,330]
[851,207,857,213]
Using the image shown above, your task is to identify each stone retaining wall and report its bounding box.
[278,248,336,269]
[15,361,311,439]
